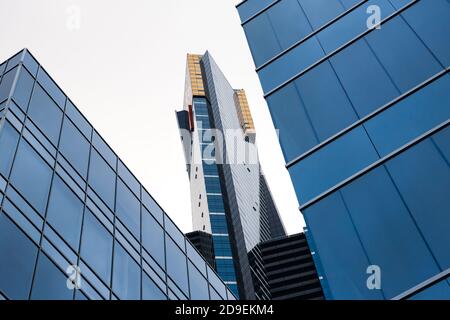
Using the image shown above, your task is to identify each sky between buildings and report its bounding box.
[0,0,305,234]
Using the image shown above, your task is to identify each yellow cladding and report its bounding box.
[187,54,205,97]
[234,89,255,132]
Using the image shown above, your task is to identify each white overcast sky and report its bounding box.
[0,0,304,234]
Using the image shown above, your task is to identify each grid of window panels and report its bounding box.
[0,49,235,301]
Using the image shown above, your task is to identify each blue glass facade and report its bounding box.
[0,49,235,300]
[237,0,450,299]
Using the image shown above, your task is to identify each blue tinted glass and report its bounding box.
[330,39,399,117]
[65,100,92,140]
[340,166,442,299]
[10,139,53,214]
[210,215,228,234]
[268,0,312,49]
[243,13,282,67]
[207,194,225,213]
[142,208,165,268]
[113,242,140,300]
[31,253,73,300]
[365,74,450,157]
[386,130,450,270]
[207,266,227,299]
[116,179,140,239]
[202,162,218,176]
[188,262,209,300]
[402,0,450,68]
[46,175,84,250]
[27,84,63,145]
[142,189,164,225]
[237,0,275,22]
[36,69,66,109]
[22,51,39,76]
[88,149,116,210]
[165,217,186,251]
[365,16,442,92]
[204,176,221,193]
[80,209,113,284]
[289,126,379,204]
[0,213,38,299]
[303,192,382,299]
[143,272,166,300]
[409,279,450,300]
[92,131,116,169]
[294,61,357,141]
[59,118,90,177]
[212,235,233,257]
[0,67,16,103]
[215,259,237,282]
[267,83,318,162]
[12,67,35,111]
[298,0,344,29]
[317,0,395,54]
[166,236,189,295]
[118,160,140,198]
[0,121,20,177]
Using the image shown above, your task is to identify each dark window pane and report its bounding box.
[0,121,20,177]
[59,118,90,177]
[88,149,116,210]
[10,139,53,214]
[46,175,84,250]
[31,253,73,300]
[142,273,166,300]
[27,84,63,145]
[299,0,344,29]
[166,236,189,295]
[142,208,165,268]
[113,242,140,300]
[80,209,113,284]
[0,213,38,299]
[116,179,140,239]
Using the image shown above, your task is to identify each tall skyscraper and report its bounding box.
[177,53,286,299]
[237,0,450,299]
[0,49,235,300]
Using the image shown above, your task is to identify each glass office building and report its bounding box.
[177,53,286,299]
[237,0,450,299]
[0,49,235,300]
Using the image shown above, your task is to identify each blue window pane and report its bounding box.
[330,39,399,118]
[143,272,166,300]
[27,84,63,145]
[10,139,53,214]
[267,83,319,162]
[0,213,38,299]
[205,176,221,194]
[188,262,209,300]
[166,236,189,295]
[36,69,66,109]
[289,126,379,204]
[298,0,344,29]
[210,215,228,234]
[207,194,225,213]
[340,166,442,299]
[31,253,73,300]
[22,50,39,76]
[365,16,442,93]
[237,0,275,22]
[268,0,312,49]
[12,67,35,111]
[304,192,383,299]
[142,189,164,225]
[409,279,450,300]
[65,100,92,140]
[80,209,113,284]
[116,179,140,239]
[88,149,116,210]
[402,0,450,68]
[386,129,450,270]
[46,175,84,250]
[207,266,227,299]
[243,14,282,67]
[142,208,165,268]
[215,259,237,282]
[365,74,450,157]
[59,118,90,177]
[92,131,117,169]
[113,242,140,300]
[212,235,232,257]
[0,121,20,177]
[118,160,140,198]
[0,67,16,103]
[165,217,186,252]
[294,61,358,142]
[202,162,218,176]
